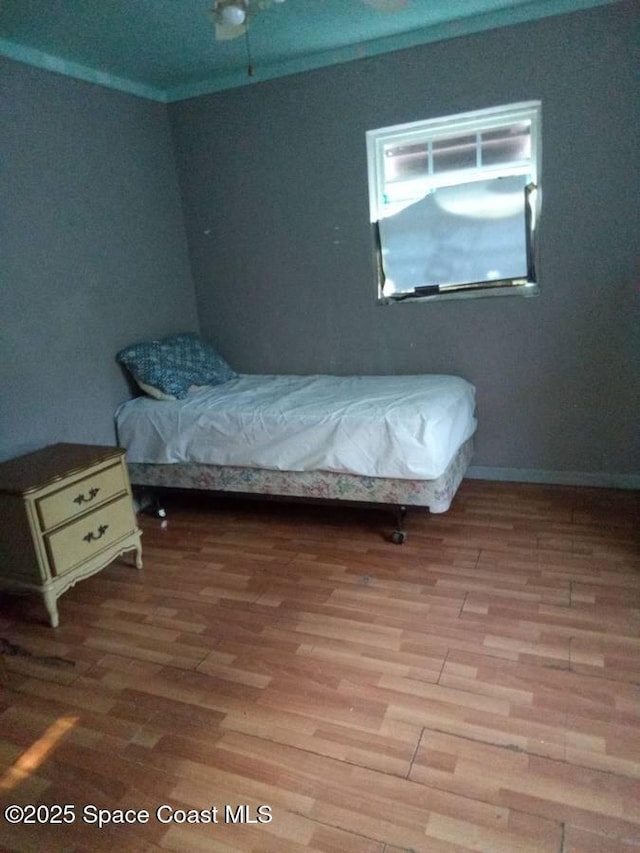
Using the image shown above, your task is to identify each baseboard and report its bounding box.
[465,466,640,490]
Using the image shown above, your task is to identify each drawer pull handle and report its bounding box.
[74,487,100,506]
[83,524,109,544]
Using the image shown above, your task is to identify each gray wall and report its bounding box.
[1,59,199,461]
[169,1,639,479]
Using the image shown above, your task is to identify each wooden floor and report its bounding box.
[0,480,639,852]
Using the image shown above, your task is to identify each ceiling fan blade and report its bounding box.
[215,21,247,40]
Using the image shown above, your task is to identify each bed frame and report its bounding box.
[126,437,473,544]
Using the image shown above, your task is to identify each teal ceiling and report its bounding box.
[0,0,618,101]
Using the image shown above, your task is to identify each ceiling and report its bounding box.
[0,0,617,102]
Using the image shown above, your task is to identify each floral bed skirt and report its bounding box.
[127,437,473,514]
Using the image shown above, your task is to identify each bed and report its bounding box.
[115,334,477,543]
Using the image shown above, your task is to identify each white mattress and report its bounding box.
[116,374,476,480]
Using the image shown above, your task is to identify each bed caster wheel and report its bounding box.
[391,530,406,545]
[152,495,166,519]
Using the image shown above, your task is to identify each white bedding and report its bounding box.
[116,374,476,480]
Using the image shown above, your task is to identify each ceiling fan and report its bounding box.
[211,0,409,41]
[211,0,284,41]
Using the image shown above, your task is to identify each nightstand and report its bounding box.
[0,443,142,627]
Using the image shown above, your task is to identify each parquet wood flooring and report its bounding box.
[0,479,638,852]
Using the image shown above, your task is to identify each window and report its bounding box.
[366,101,541,303]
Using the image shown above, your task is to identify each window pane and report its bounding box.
[481,123,530,167]
[432,133,476,174]
[378,175,528,292]
[383,141,428,183]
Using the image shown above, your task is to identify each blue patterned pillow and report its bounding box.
[166,334,236,386]
[117,333,236,399]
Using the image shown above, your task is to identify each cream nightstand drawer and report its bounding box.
[0,443,142,627]
[37,462,126,531]
[45,495,137,577]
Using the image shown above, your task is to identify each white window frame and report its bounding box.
[366,101,542,304]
